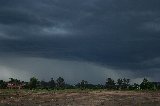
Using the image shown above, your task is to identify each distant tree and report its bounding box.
[9,78,14,83]
[106,78,115,89]
[56,77,65,88]
[156,83,160,90]
[0,80,7,89]
[133,83,140,90]
[126,79,130,85]
[65,84,74,89]
[76,80,100,89]
[49,78,55,89]
[140,78,154,90]
[29,77,38,89]
[152,82,160,90]
[81,80,88,88]
[123,78,127,84]
[40,80,48,89]
[117,78,123,90]
[96,84,105,89]
[140,78,148,90]
[9,78,21,85]
[128,83,140,90]
[80,80,88,89]
[122,78,130,89]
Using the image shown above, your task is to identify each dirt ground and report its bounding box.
[0,90,160,106]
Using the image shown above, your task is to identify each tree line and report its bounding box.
[0,77,160,90]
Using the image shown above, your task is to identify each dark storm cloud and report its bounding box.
[1,0,160,80]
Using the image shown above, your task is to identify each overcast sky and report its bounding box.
[0,0,160,84]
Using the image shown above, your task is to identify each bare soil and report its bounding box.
[0,90,160,106]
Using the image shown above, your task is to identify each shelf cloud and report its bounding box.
[0,0,160,83]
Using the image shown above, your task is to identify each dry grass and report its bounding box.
[0,89,160,106]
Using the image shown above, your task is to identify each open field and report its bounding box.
[0,89,160,106]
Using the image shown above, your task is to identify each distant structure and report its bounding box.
[7,82,25,89]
